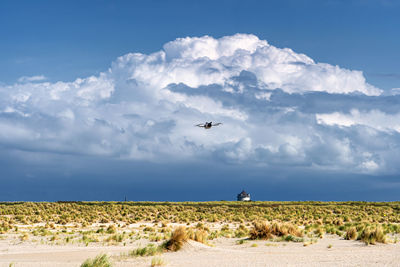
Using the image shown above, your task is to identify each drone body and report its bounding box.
[195,121,222,129]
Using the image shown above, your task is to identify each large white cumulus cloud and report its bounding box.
[0,34,398,174]
[113,34,381,95]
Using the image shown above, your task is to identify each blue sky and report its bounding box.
[1,0,400,89]
[1,0,400,201]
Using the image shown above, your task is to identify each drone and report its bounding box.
[195,121,223,129]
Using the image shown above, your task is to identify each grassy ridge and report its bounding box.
[1,201,399,225]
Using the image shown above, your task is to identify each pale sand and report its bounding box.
[1,235,400,267]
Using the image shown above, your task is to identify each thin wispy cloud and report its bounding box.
[17,75,47,83]
[391,88,400,94]
[0,34,399,175]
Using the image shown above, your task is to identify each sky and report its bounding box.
[1,0,400,201]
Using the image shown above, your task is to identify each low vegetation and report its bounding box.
[1,201,399,226]
[0,201,399,247]
[80,254,111,267]
[131,244,162,257]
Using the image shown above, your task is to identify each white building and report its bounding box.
[237,190,251,201]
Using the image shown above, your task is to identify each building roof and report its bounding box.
[238,190,249,196]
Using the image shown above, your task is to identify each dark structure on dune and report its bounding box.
[237,190,251,201]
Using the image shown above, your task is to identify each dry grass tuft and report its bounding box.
[187,228,208,244]
[360,226,387,245]
[131,244,161,257]
[151,256,165,266]
[249,221,273,240]
[163,226,188,251]
[193,229,208,243]
[271,222,302,237]
[19,233,29,241]
[80,254,111,267]
[345,227,357,240]
[250,221,302,240]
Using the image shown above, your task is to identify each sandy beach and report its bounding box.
[1,234,400,267]
[1,202,399,266]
